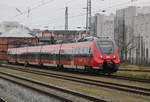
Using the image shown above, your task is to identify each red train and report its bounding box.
[7,36,120,74]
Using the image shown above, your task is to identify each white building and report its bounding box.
[137,6,150,15]
[91,13,115,39]
[92,6,150,64]
[115,6,150,64]
[133,13,150,64]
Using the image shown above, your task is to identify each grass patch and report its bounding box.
[114,71,150,80]
[120,64,150,70]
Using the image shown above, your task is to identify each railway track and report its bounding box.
[0,98,6,102]
[108,75,150,84]
[2,64,150,84]
[0,72,108,102]
[1,65,150,97]
[119,69,150,72]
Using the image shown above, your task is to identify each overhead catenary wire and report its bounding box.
[13,0,150,29]
[12,0,76,23]
[12,0,55,19]
[30,1,132,27]
[12,0,76,19]
[33,1,137,27]
[65,0,73,6]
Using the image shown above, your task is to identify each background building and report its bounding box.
[115,6,150,64]
[91,13,115,39]
[36,30,86,42]
[115,6,136,62]
[0,22,37,60]
[92,6,150,64]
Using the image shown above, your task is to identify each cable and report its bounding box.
[65,0,73,6]
[41,1,150,28]
[43,1,132,24]
[12,0,55,19]
[15,0,150,29]
[29,1,131,28]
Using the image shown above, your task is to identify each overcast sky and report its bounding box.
[0,0,150,30]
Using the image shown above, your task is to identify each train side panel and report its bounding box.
[7,40,120,74]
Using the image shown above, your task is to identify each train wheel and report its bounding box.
[15,61,18,64]
[7,60,11,64]
[24,62,28,67]
[57,65,63,71]
[39,63,43,68]
[85,66,92,73]
[75,66,79,72]
[102,72,111,76]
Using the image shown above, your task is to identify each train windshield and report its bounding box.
[97,41,114,54]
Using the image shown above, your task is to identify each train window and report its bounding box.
[81,47,84,54]
[86,47,89,54]
[97,41,114,54]
[29,54,32,59]
[76,48,78,54]
[79,47,82,54]
[47,54,50,59]
[78,47,81,54]
[89,47,91,54]
[74,48,77,54]
[40,54,42,59]
[82,47,85,54]
[72,48,75,54]
[28,54,31,59]
[41,53,48,60]
[51,54,54,60]
[41,54,44,59]
[85,47,88,54]
[25,54,28,59]
[85,47,88,55]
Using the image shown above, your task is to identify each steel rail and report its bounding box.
[0,72,108,102]
[119,69,150,72]
[0,73,73,102]
[0,98,6,102]
[1,65,150,97]
[3,64,150,84]
[109,75,150,84]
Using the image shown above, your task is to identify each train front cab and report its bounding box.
[95,39,120,74]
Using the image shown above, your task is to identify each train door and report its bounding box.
[70,47,75,69]
[84,46,93,66]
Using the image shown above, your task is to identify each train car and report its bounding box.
[7,36,120,74]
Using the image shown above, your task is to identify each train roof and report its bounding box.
[8,36,114,49]
[77,36,113,42]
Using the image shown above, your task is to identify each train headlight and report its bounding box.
[113,56,116,58]
[100,56,103,59]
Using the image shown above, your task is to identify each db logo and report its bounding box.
[106,56,110,58]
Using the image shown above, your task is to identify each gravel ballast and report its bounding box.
[0,78,61,102]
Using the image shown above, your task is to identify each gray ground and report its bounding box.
[0,78,61,102]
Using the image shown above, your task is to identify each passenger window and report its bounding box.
[72,48,75,54]
[75,48,77,54]
[78,47,81,54]
[89,47,92,54]
[82,47,85,54]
